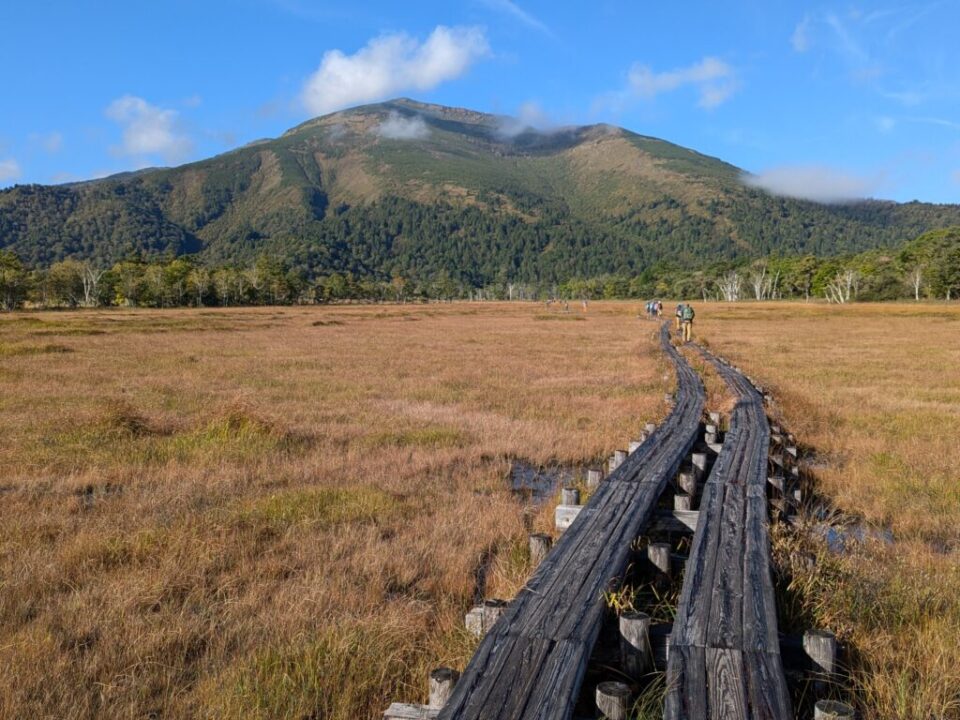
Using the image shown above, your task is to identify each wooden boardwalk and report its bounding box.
[664,347,792,719]
[436,324,705,720]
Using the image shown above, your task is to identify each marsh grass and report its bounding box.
[0,302,665,719]
[699,301,960,720]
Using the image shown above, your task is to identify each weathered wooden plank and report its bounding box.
[438,324,706,720]
[664,645,707,720]
[743,651,792,720]
[706,648,748,720]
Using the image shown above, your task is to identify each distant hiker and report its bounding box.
[563,300,570,312]
[681,303,695,343]
[582,299,588,313]
[675,303,684,331]
[656,300,663,318]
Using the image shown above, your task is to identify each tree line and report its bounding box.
[1,227,957,311]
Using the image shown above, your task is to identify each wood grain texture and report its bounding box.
[665,345,791,720]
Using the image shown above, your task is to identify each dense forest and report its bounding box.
[1,227,957,310]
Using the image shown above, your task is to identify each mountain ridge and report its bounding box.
[2,98,960,285]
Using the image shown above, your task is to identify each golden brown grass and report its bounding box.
[696,301,960,720]
[0,302,667,719]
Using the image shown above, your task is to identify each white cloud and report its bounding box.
[30,131,63,154]
[0,158,21,183]
[480,0,553,36]
[301,25,489,116]
[792,15,811,52]
[497,100,555,137]
[626,57,739,109]
[376,112,430,140]
[743,165,881,203]
[105,95,193,163]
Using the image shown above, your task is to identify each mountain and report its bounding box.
[2,98,960,285]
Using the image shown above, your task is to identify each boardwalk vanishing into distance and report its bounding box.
[385,324,820,720]
[436,324,705,720]
[665,346,792,719]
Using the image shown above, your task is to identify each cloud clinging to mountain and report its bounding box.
[743,165,881,203]
[302,26,489,116]
[376,112,430,140]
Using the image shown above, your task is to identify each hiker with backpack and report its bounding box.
[675,303,684,331]
[681,303,695,342]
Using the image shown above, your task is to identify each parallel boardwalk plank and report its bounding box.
[437,325,705,720]
[665,345,792,720]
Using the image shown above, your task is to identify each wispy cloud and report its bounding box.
[376,112,430,140]
[301,26,490,116]
[952,169,960,186]
[29,131,63,154]
[105,95,194,163]
[480,0,553,37]
[743,165,882,203]
[496,100,557,137]
[791,14,811,52]
[0,158,21,184]
[625,57,739,109]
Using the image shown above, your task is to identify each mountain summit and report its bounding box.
[2,99,959,283]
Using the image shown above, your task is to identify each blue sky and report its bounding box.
[2,0,958,203]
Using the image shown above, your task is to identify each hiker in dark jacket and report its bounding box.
[675,303,684,331]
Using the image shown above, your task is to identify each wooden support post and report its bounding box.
[614,450,628,467]
[804,629,837,694]
[691,452,708,478]
[814,700,854,719]
[647,542,672,577]
[619,611,653,680]
[528,533,552,567]
[608,455,620,473]
[644,422,657,435]
[596,681,632,720]
[705,431,718,445]
[555,504,582,531]
[481,599,507,631]
[628,440,642,454]
[787,445,799,459]
[586,468,603,490]
[428,667,459,709]
[561,487,581,506]
[674,493,692,512]
[664,392,673,405]
[678,471,698,496]
[705,423,718,436]
[708,411,721,425]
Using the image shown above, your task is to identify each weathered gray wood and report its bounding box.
[596,681,632,720]
[814,700,854,719]
[709,411,722,425]
[674,493,693,512]
[384,703,439,719]
[614,449,629,467]
[561,487,581,506]
[648,542,672,577]
[429,667,459,709]
[645,422,658,435]
[619,611,653,679]
[554,504,582,531]
[692,451,709,477]
[586,468,603,489]
[437,324,705,720]
[678,470,698,496]
[804,629,837,691]
[528,533,552,567]
[666,345,792,719]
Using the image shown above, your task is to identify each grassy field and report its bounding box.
[0,302,667,719]
[697,301,960,720]
[2,301,958,719]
